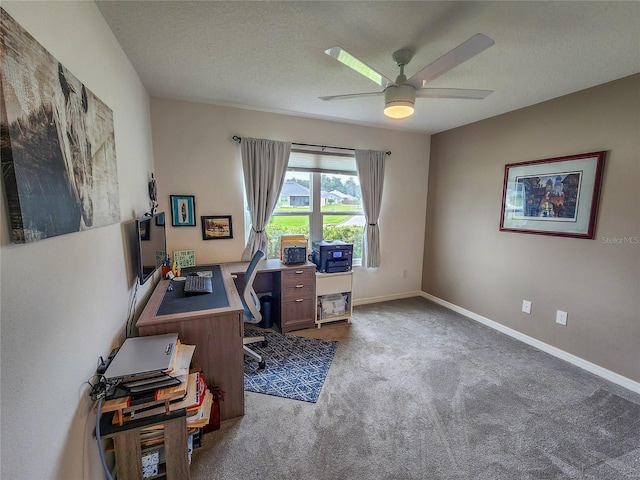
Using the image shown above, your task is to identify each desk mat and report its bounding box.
[157,265,229,315]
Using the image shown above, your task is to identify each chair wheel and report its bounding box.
[258,361,266,370]
[261,340,268,348]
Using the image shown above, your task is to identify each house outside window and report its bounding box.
[280,180,310,207]
[265,148,364,261]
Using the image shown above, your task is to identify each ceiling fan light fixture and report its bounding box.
[384,101,415,119]
[384,84,416,119]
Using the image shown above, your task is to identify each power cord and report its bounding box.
[125,280,139,339]
[88,355,122,480]
[95,396,114,480]
[88,374,119,402]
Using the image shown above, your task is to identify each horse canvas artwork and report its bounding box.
[0,8,120,243]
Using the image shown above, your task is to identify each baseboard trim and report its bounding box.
[352,291,422,307]
[419,292,640,395]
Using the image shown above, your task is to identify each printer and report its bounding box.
[311,240,353,273]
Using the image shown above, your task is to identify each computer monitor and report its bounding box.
[135,212,167,285]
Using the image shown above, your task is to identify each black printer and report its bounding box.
[311,240,353,273]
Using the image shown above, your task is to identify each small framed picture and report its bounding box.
[201,215,233,240]
[170,195,196,226]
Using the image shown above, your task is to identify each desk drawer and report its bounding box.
[316,272,352,296]
[281,297,315,332]
[283,283,314,300]
[282,267,315,287]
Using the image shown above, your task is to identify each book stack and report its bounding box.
[185,371,213,429]
[100,340,214,430]
[100,341,196,423]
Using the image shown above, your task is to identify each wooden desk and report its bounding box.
[136,264,244,420]
[136,260,317,421]
[227,259,317,333]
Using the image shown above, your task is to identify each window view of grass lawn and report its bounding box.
[266,207,364,259]
[266,173,364,259]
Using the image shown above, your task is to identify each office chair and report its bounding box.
[241,249,267,370]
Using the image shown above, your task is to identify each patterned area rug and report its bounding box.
[244,328,338,403]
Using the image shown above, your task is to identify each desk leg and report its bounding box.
[164,416,191,479]
[113,430,143,480]
[109,416,190,480]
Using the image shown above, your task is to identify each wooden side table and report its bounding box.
[99,408,190,480]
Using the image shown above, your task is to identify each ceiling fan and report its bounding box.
[320,33,495,119]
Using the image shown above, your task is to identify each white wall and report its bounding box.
[0,2,155,478]
[150,99,431,302]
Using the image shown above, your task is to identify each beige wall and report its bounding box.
[423,74,640,383]
[150,98,431,301]
[1,2,155,479]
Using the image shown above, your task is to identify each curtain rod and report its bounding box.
[232,135,391,155]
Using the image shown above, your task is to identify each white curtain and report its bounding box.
[355,149,386,268]
[241,138,291,260]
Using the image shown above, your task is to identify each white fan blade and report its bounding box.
[407,34,494,88]
[325,46,393,88]
[319,91,384,101]
[415,88,493,100]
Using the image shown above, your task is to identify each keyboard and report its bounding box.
[184,275,213,295]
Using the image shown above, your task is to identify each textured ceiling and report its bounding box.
[96,1,640,134]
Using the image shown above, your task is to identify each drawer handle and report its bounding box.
[295,298,304,302]
[295,284,304,288]
[295,270,304,274]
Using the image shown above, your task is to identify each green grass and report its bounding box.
[269,216,309,228]
[275,204,361,213]
[269,214,351,228]
[321,203,362,212]
[267,204,363,257]
[271,204,361,228]
[323,215,349,225]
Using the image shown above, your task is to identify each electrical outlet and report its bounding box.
[522,300,532,314]
[556,310,568,326]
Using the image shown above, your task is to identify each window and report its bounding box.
[265,148,364,261]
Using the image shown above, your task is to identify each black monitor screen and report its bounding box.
[135,212,166,285]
